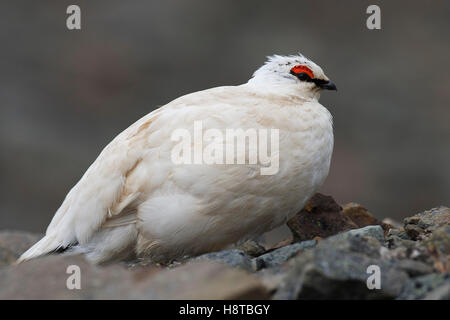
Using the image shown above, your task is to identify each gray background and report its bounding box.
[1,0,449,232]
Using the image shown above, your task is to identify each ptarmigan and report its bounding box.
[18,54,337,264]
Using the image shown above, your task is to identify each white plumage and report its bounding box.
[18,54,336,264]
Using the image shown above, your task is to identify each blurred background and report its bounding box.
[0,0,449,232]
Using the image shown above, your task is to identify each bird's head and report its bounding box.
[248,54,337,99]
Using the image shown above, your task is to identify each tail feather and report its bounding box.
[16,234,62,264]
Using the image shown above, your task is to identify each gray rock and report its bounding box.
[397,273,450,300]
[0,230,42,266]
[338,225,385,243]
[423,226,450,271]
[236,240,267,257]
[403,206,450,238]
[273,231,409,299]
[386,231,416,250]
[324,228,384,259]
[416,206,449,230]
[128,262,269,299]
[392,259,435,277]
[191,249,253,272]
[253,240,317,270]
[423,282,450,300]
[0,205,447,300]
[0,254,268,299]
[0,254,133,299]
[274,248,409,300]
[405,224,424,240]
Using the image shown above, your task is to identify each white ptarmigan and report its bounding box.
[18,54,337,264]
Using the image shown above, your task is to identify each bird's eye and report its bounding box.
[294,72,310,81]
[290,65,314,80]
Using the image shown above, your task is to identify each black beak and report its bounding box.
[317,80,337,91]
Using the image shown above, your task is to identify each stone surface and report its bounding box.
[0,254,134,299]
[0,204,448,300]
[129,262,269,299]
[386,229,416,250]
[253,240,317,270]
[0,230,42,266]
[192,249,253,272]
[272,233,409,300]
[342,203,392,234]
[287,194,391,243]
[287,193,358,242]
[385,207,450,274]
[404,206,450,235]
[423,282,450,300]
[423,226,450,273]
[397,273,450,300]
[340,225,385,243]
[0,254,268,299]
[236,240,267,257]
[392,259,435,277]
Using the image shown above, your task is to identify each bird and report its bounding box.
[18,54,337,264]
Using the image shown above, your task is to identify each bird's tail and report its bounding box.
[16,233,61,264]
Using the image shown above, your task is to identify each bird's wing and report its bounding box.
[17,102,175,263]
[54,107,172,240]
[18,84,277,262]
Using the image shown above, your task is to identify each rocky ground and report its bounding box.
[0,193,448,300]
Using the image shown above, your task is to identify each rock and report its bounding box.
[0,204,448,300]
[386,229,416,249]
[236,240,267,257]
[382,218,403,229]
[273,246,409,300]
[342,203,392,234]
[129,262,269,299]
[423,282,450,300]
[403,206,450,239]
[0,230,42,266]
[0,254,268,299]
[404,224,424,240]
[287,193,358,242]
[426,226,450,255]
[423,226,450,273]
[287,195,390,243]
[387,208,450,273]
[392,259,435,277]
[272,227,412,299]
[0,254,134,299]
[341,225,385,243]
[192,249,253,272]
[397,273,450,300]
[323,227,385,259]
[253,240,317,270]
[255,268,287,296]
[269,237,293,250]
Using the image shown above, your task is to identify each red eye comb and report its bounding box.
[290,65,314,79]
